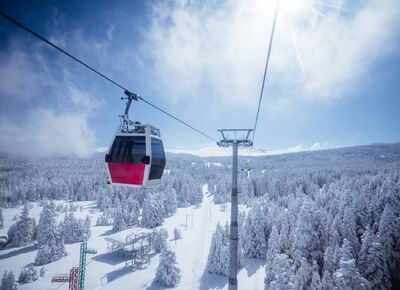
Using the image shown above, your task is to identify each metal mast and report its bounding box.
[78,242,97,290]
[217,129,253,290]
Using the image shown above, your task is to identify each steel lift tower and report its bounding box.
[78,242,97,290]
[51,267,79,290]
[217,129,253,290]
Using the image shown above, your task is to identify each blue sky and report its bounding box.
[0,0,399,157]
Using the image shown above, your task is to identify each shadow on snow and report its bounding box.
[0,245,37,259]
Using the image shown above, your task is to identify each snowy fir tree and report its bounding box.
[206,223,229,276]
[214,179,229,204]
[342,207,359,257]
[310,270,321,290]
[39,268,46,278]
[18,264,37,284]
[0,208,3,229]
[112,206,126,232]
[244,201,267,258]
[309,260,321,290]
[295,257,312,289]
[322,244,337,276]
[292,201,324,266]
[173,227,182,240]
[8,205,36,247]
[155,246,181,288]
[125,195,140,226]
[142,192,164,228]
[358,227,374,278]
[35,202,66,265]
[153,229,168,253]
[378,204,396,273]
[265,225,280,287]
[321,270,334,290]
[62,212,90,243]
[333,239,369,290]
[362,242,391,290]
[163,188,178,217]
[83,215,91,240]
[1,271,19,290]
[265,254,296,290]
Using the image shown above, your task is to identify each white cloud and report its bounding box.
[143,0,400,110]
[0,48,54,100]
[310,142,321,150]
[0,109,95,157]
[0,43,99,157]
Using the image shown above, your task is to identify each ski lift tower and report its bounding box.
[78,242,97,290]
[217,129,253,290]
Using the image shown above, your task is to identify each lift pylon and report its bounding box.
[78,242,97,290]
[217,129,253,290]
[51,267,79,290]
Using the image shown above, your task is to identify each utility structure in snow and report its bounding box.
[51,267,79,290]
[78,242,97,290]
[217,129,253,290]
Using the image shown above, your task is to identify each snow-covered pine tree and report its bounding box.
[323,244,336,275]
[153,229,168,253]
[310,271,322,290]
[62,211,88,243]
[142,192,164,228]
[296,257,312,289]
[173,227,181,240]
[206,223,229,276]
[112,206,126,232]
[333,239,369,290]
[35,202,66,265]
[363,242,391,290]
[18,264,38,284]
[83,215,91,240]
[378,204,396,273]
[163,188,177,217]
[155,246,181,287]
[0,208,3,229]
[8,205,36,247]
[1,271,19,290]
[358,227,374,278]
[321,270,334,290]
[125,195,140,225]
[214,179,229,204]
[266,254,296,290]
[292,201,324,266]
[309,260,321,290]
[265,225,280,287]
[244,201,267,258]
[279,218,291,255]
[342,207,360,259]
[39,267,46,278]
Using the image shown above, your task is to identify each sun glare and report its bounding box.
[280,0,312,17]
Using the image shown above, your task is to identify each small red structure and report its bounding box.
[69,267,79,290]
[51,267,79,290]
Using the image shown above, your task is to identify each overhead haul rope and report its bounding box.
[0,10,218,143]
[252,1,279,144]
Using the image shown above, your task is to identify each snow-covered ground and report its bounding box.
[0,185,265,290]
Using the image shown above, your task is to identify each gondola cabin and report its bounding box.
[105,124,166,187]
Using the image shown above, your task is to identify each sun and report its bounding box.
[279,0,312,17]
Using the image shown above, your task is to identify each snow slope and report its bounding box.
[0,185,265,290]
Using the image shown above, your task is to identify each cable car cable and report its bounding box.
[0,10,217,143]
[251,1,279,144]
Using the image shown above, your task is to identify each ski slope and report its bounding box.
[0,185,265,290]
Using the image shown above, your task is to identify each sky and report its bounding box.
[0,0,399,157]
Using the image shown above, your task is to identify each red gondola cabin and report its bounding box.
[105,124,166,187]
